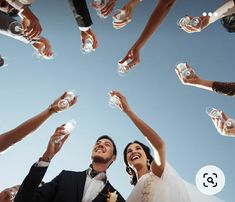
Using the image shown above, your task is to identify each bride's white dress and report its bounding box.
[126,162,225,202]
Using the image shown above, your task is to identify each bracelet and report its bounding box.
[48,104,58,114]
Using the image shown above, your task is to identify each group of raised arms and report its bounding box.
[1,0,235,202]
[0,90,228,202]
[1,0,235,68]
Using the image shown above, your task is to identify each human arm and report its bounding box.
[68,0,92,28]
[175,64,213,91]
[212,81,235,96]
[14,166,65,202]
[175,64,235,96]
[0,108,53,154]
[68,0,98,49]
[0,92,77,154]
[4,0,42,40]
[110,90,166,177]
[180,0,235,33]
[119,0,176,68]
[19,5,42,40]
[14,125,70,202]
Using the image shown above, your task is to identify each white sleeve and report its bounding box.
[36,160,50,167]
[79,26,91,32]
[5,0,24,10]
[209,0,235,24]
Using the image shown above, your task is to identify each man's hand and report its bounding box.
[81,28,98,50]
[42,125,70,161]
[21,5,42,40]
[180,16,210,33]
[109,90,131,113]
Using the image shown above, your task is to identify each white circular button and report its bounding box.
[195,165,225,195]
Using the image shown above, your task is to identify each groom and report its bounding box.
[14,125,125,202]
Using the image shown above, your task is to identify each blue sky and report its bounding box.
[0,0,234,201]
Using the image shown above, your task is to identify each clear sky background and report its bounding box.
[0,0,235,201]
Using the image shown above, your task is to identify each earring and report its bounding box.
[147,159,151,167]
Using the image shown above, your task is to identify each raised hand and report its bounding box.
[175,63,200,86]
[21,6,42,40]
[211,112,235,137]
[81,28,98,50]
[49,91,78,113]
[109,90,131,113]
[179,15,210,33]
[42,125,70,161]
[99,0,117,18]
[119,45,140,71]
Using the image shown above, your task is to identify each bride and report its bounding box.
[110,90,224,202]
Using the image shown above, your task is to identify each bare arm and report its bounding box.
[175,64,235,96]
[0,92,77,154]
[134,0,176,50]
[175,64,213,91]
[110,91,166,177]
[0,108,54,154]
[119,0,176,68]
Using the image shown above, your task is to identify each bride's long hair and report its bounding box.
[123,140,154,185]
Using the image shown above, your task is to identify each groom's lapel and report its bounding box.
[76,170,87,202]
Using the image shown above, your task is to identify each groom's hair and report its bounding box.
[96,135,117,156]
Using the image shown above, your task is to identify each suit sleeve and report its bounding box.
[5,0,23,10]
[117,191,125,202]
[14,164,64,202]
[68,0,93,27]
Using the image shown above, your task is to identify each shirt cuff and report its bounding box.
[36,160,50,167]
[79,26,91,32]
[6,0,24,10]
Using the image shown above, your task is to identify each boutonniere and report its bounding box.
[107,191,118,202]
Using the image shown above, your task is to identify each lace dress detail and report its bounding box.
[126,162,225,202]
[141,172,155,202]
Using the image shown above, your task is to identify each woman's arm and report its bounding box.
[0,108,53,154]
[119,0,176,68]
[110,91,166,177]
[0,92,77,154]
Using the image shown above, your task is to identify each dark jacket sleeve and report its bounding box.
[0,11,16,31]
[14,164,63,202]
[117,191,125,202]
[212,81,235,97]
[68,0,93,27]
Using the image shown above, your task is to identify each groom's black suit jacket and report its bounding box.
[69,0,93,28]
[14,164,125,202]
